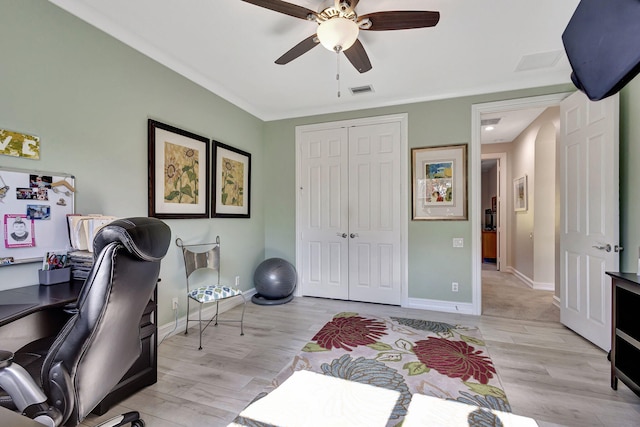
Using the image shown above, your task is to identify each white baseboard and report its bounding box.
[552,295,560,308]
[509,267,534,288]
[406,297,475,315]
[158,288,257,341]
[532,281,555,291]
[503,267,554,291]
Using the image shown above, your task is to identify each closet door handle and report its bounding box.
[350,233,359,239]
[592,244,612,252]
[336,233,347,238]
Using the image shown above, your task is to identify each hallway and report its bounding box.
[481,264,560,322]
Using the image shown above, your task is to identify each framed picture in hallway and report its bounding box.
[513,175,528,212]
[411,144,467,220]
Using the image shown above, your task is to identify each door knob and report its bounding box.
[592,243,612,252]
[350,233,359,238]
[336,232,347,238]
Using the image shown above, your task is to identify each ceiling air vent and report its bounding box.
[349,85,374,95]
[481,118,501,126]
[515,50,563,71]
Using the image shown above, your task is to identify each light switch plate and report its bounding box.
[453,238,464,248]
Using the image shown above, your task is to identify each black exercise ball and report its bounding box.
[252,258,297,305]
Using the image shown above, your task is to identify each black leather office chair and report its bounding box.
[0,217,170,427]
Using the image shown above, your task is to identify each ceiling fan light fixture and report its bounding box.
[317,17,359,52]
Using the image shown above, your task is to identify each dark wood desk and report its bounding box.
[0,282,84,354]
[606,272,640,398]
[0,281,83,327]
[0,281,158,416]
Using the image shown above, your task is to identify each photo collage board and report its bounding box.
[0,167,75,264]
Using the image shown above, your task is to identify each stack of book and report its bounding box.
[67,215,118,253]
[67,250,93,280]
[66,214,118,280]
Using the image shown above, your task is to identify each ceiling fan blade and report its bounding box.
[275,34,320,65]
[343,39,372,73]
[241,0,316,20]
[359,11,440,31]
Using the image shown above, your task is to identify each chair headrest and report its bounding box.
[93,217,171,262]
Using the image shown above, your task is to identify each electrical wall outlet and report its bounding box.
[453,238,464,248]
[172,297,178,310]
[451,282,459,292]
[235,276,240,286]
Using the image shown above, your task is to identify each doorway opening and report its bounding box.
[471,93,568,320]
[480,154,505,272]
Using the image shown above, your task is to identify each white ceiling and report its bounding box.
[481,107,546,144]
[48,0,579,125]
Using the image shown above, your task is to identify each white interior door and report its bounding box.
[347,123,402,305]
[560,91,619,351]
[298,127,349,300]
[297,117,404,304]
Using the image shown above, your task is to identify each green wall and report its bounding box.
[263,76,640,302]
[0,0,265,325]
[620,76,640,272]
[263,87,574,303]
[3,0,639,325]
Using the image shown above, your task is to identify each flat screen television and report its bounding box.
[562,0,640,100]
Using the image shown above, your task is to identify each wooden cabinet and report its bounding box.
[607,272,640,398]
[92,286,157,415]
[482,231,496,261]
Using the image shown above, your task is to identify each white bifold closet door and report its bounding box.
[298,121,402,305]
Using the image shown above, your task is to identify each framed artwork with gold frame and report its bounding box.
[411,144,468,220]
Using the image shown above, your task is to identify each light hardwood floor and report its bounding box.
[482,264,560,322]
[82,296,640,427]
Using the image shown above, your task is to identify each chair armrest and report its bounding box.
[0,351,47,411]
[0,350,62,426]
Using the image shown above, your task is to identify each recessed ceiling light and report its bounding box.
[484,126,495,131]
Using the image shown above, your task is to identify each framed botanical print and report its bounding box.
[148,119,210,219]
[212,141,251,218]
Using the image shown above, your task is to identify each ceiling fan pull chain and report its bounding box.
[336,48,341,98]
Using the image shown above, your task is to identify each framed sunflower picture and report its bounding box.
[148,119,210,219]
[212,141,251,218]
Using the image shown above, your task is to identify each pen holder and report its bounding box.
[38,267,71,285]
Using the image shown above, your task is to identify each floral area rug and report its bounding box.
[234,312,510,427]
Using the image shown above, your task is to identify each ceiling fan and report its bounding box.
[241,0,440,73]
